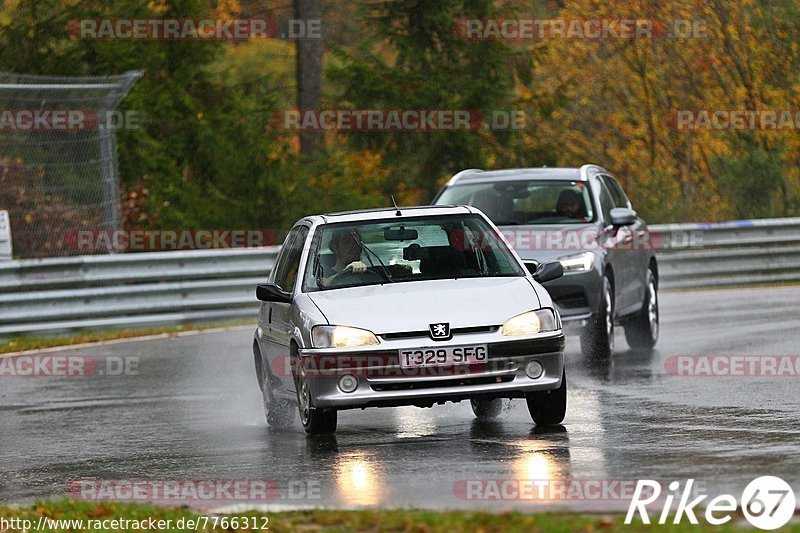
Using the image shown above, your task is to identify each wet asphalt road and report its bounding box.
[1,286,799,512]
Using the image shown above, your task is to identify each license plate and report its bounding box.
[399,345,488,368]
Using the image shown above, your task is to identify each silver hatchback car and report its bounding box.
[253,205,567,434]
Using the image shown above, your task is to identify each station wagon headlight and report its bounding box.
[312,325,380,348]
[501,309,557,336]
[557,251,595,272]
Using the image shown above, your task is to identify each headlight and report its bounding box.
[557,251,595,273]
[312,325,380,348]
[501,309,558,336]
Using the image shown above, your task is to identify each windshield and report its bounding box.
[436,180,595,225]
[303,214,525,291]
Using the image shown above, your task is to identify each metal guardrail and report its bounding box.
[650,217,800,290]
[0,248,279,337]
[0,218,798,337]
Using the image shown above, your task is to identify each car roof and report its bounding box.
[444,165,609,186]
[307,205,475,224]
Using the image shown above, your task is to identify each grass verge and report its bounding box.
[0,320,253,355]
[0,500,797,532]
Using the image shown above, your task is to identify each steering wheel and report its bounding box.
[328,264,383,286]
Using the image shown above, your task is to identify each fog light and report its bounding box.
[525,360,544,379]
[338,374,358,393]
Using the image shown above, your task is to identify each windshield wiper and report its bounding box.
[350,229,395,283]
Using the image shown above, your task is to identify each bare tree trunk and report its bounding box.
[684,129,693,197]
[294,0,323,157]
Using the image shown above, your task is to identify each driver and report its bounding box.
[555,190,586,221]
[322,229,368,285]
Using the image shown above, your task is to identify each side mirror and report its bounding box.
[610,207,637,226]
[256,283,292,303]
[532,261,564,283]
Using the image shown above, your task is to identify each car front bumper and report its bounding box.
[297,332,565,409]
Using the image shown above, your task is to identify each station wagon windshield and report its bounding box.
[436,180,596,225]
[303,214,524,291]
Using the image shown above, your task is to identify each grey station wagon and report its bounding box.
[433,165,659,359]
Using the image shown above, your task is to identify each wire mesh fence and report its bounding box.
[0,70,141,259]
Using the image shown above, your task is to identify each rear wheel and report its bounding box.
[295,362,337,435]
[581,273,614,359]
[624,267,659,350]
[525,369,567,425]
[470,398,503,420]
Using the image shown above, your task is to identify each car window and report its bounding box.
[435,180,595,225]
[303,214,524,292]
[597,180,616,224]
[273,225,309,292]
[601,175,630,208]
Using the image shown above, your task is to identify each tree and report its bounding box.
[295,0,324,157]
[328,0,525,200]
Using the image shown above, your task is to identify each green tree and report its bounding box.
[328,0,525,200]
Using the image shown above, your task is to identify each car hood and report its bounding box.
[307,277,540,335]
[497,223,600,263]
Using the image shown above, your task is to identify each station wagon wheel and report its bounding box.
[581,273,614,359]
[624,266,659,350]
[294,357,337,435]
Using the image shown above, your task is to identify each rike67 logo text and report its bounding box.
[626,476,795,530]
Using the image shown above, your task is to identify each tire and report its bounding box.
[581,273,614,359]
[525,369,567,425]
[255,346,295,429]
[295,362,337,435]
[625,266,659,350]
[470,397,503,421]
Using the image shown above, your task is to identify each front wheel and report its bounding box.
[295,365,337,435]
[581,273,614,359]
[624,267,659,350]
[525,369,567,425]
[470,397,503,421]
[256,346,295,428]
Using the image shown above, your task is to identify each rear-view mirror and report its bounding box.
[385,226,418,241]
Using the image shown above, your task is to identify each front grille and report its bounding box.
[380,325,498,340]
[370,374,514,391]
